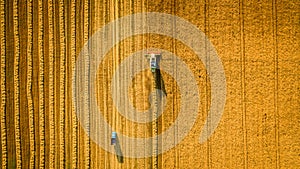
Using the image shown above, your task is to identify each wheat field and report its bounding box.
[0,0,299,168]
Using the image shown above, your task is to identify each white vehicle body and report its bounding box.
[150,54,157,72]
[145,53,161,72]
[111,132,117,145]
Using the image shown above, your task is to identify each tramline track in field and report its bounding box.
[151,70,159,169]
[145,52,162,168]
[151,68,166,169]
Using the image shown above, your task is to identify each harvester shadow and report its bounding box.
[114,135,124,163]
[154,69,167,97]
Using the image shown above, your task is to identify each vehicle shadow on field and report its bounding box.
[154,69,167,97]
[114,135,124,163]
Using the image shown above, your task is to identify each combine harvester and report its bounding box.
[145,52,161,73]
[111,131,124,163]
[111,131,117,145]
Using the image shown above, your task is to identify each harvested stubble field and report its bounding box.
[0,0,299,168]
